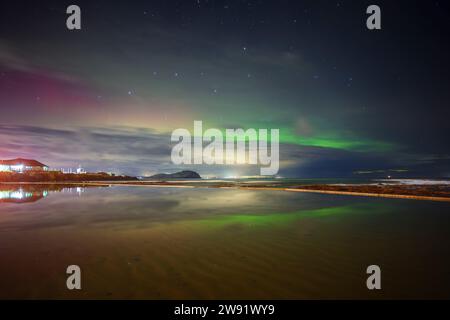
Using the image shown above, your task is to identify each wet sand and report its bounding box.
[1,210,449,299]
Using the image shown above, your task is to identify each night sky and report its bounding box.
[0,0,449,177]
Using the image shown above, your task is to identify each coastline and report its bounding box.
[1,180,450,202]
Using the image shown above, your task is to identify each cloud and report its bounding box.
[0,125,172,175]
[0,41,82,83]
[0,123,447,178]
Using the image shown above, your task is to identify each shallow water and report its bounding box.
[0,184,449,299]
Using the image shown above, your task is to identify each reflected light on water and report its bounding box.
[0,184,450,299]
[0,188,49,203]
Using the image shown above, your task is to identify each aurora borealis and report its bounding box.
[0,0,449,177]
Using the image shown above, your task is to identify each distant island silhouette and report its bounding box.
[147,170,201,180]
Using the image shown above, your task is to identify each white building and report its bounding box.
[0,158,49,173]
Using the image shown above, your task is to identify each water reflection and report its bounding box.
[0,183,361,231]
[0,187,48,203]
[0,184,96,204]
[0,183,450,299]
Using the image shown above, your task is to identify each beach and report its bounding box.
[3,179,449,202]
[1,183,450,299]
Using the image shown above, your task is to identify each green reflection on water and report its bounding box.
[195,204,386,229]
